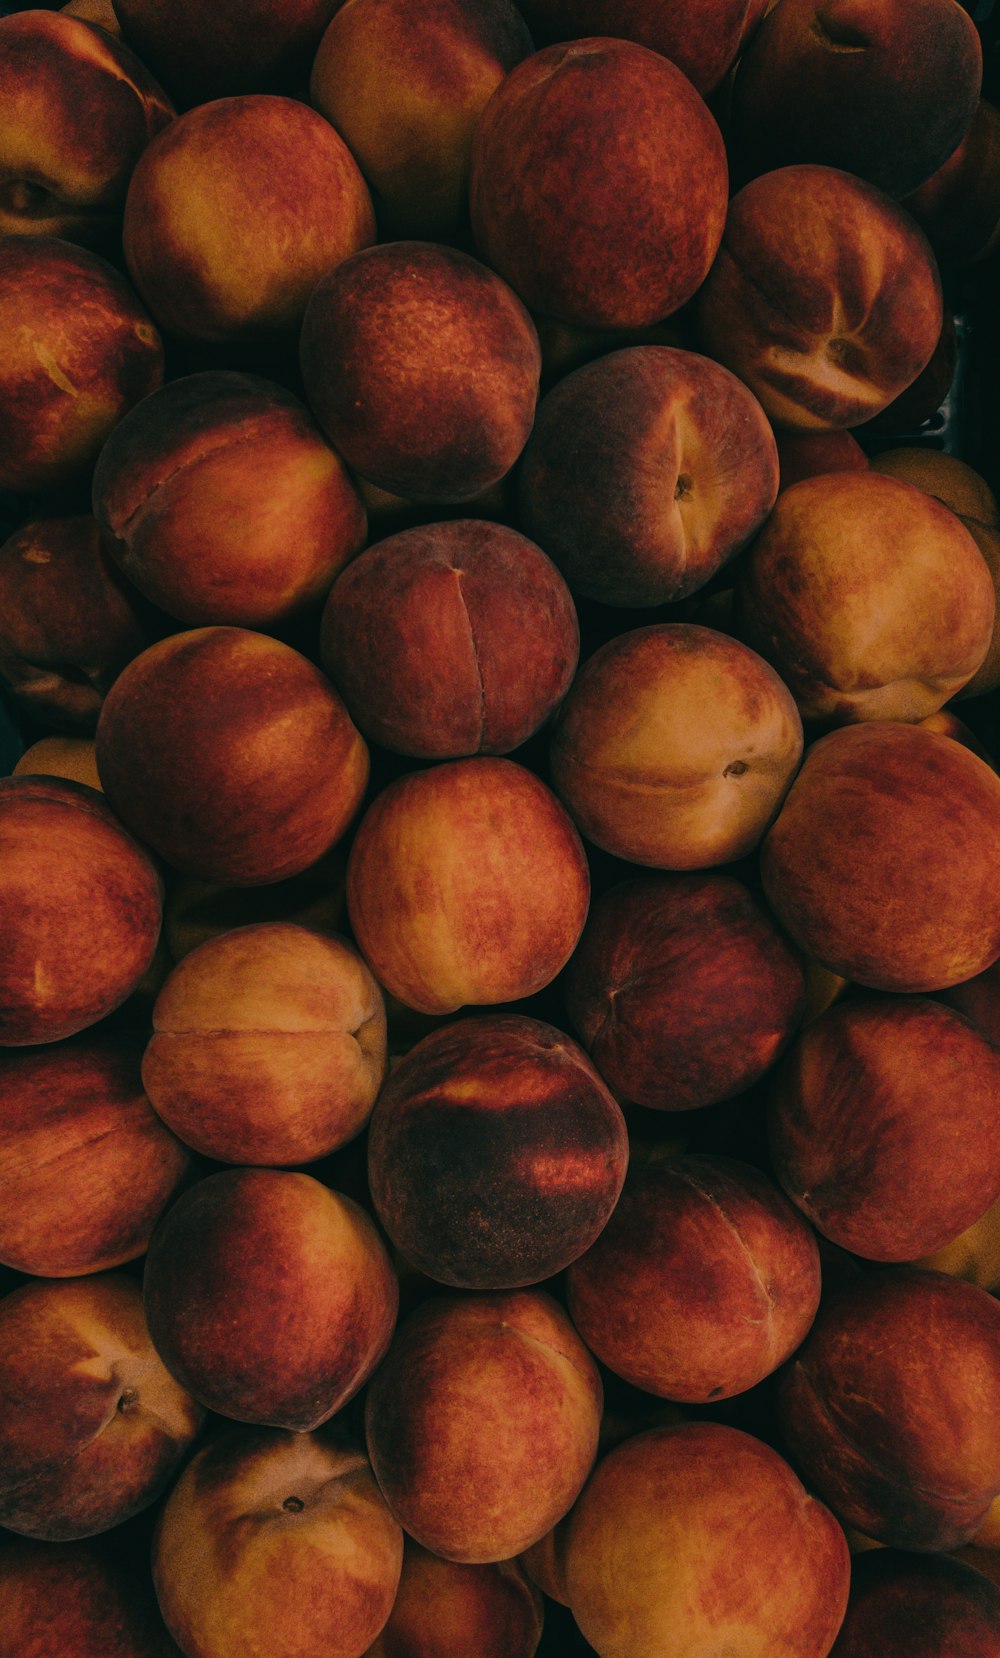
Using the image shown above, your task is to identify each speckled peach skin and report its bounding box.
[300,241,540,503]
[0,9,172,243]
[142,1168,398,1430]
[364,1541,544,1658]
[760,722,1000,992]
[739,470,995,724]
[768,996,1000,1262]
[564,1421,850,1658]
[153,1426,403,1658]
[365,1290,602,1563]
[346,757,589,1015]
[517,0,770,95]
[549,623,803,870]
[0,1539,184,1658]
[123,96,375,342]
[469,38,728,329]
[310,0,533,237]
[0,1274,203,1541]
[517,346,779,608]
[95,627,369,886]
[779,1269,1000,1551]
[697,166,942,431]
[828,1547,1000,1656]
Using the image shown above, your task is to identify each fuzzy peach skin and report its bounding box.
[13,735,101,789]
[346,757,589,1015]
[364,1542,544,1658]
[310,0,533,237]
[730,0,981,199]
[760,722,1000,992]
[0,775,163,1046]
[905,98,1000,264]
[769,996,1000,1263]
[92,372,366,630]
[143,923,386,1166]
[517,0,770,95]
[300,240,540,503]
[95,627,369,885]
[320,519,579,758]
[367,1014,627,1289]
[0,1539,184,1658]
[0,1031,191,1276]
[517,346,779,608]
[0,10,172,244]
[564,1421,850,1658]
[564,872,806,1111]
[152,1426,403,1658]
[123,96,375,342]
[163,852,346,961]
[828,1547,1000,1656]
[565,1153,820,1403]
[111,0,342,106]
[779,1268,1000,1551]
[738,470,995,725]
[365,1289,602,1563]
[0,234,163,493]
[697,165,942,431]
[0,515,152,731]
[470,37,728,329]
[0,1273,203,1540]
[549,623,803,869]
[143,1167,398,1430]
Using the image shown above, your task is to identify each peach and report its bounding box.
[0,1539,183,1657]
[0,1031,191,1276]
[92,372,366,630]
[319,520,579,758]
[142,1167,398,1430]
[143,923,387,1166]
[470,38,728,329]
[855,303,957,436]
[365,1542,544,1658]
[0,9,172,244]
[768,996,1000,1261]
[516,0,771,95]
[0,514,152,731]
[775,428,869,490]
[0,775,163,1045]
[123,95,375,342]
[0,1272,202,1540]
[0,234,163,493]
[828,1548,1000,1656]
[739,470,994,724]
[365,1289,602,1562]
[564,873,806,1111]
[944,956,1000,1047]
[779,1268,1000,1550]
[731,0,982,198]
[300,241,540,503]
[913,1195,1000,1295]
[549,623,803,869]
[346,757,589,1015]
[95,627,369,885]
[697,166,943,430]
[517,345,779,607]
[760,722,1000,991]
[905,97,1000,265]
[566,1153,820,1402]
[367,1014,627,1288]
[163,851,346,961]
[564,1421,850,1658]
[62,0,123,34]
[310,0,533,237]
[13,734,101,789]
[153,1425,403,1658]
[111,0,342,106]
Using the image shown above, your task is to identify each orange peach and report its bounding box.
[697,165,943,430]
[346,757,589,1015]
[470,37,728,329]
[549,623,803,869]
[13,734,101,789]
[0,1272,202,1540]
[142,1167,398,1430]
[143,923,387,1166]
[123,95,375,342]
[365,1289,602,1562]
[153,1425,403,1658]
[95,627,369,885]
[564,1421,850,1658]
[364,1542,544,1658]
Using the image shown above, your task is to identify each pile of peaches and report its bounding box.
[2,0,1000,1653]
